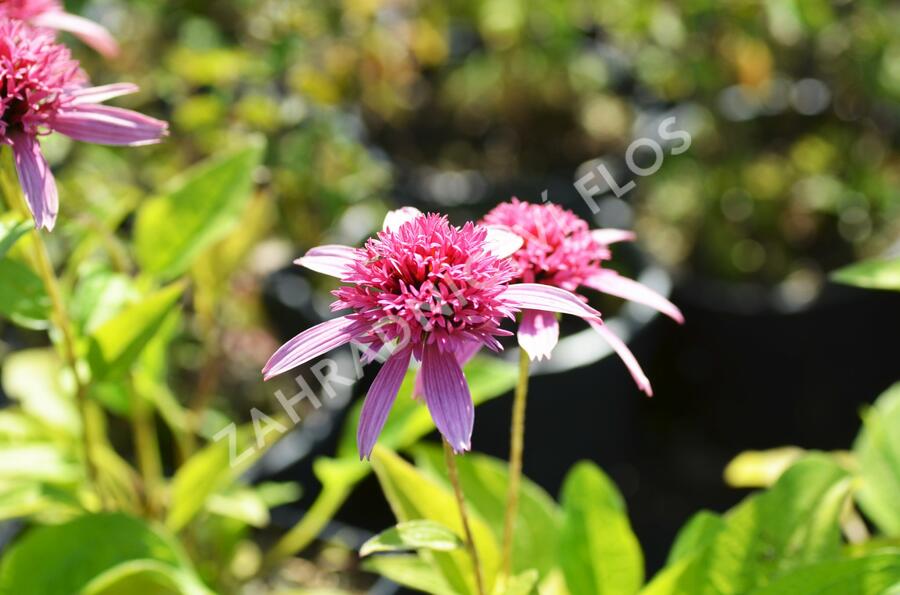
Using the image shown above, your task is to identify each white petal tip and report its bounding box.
[383,206,424,232]
[484,225,524,258]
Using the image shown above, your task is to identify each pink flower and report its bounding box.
[0,0,118,57]
[482,198,685,395]
[0,20,167,230]
[263,209,603,457]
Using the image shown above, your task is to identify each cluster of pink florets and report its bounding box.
[482,198,609,293]
[0,19,84,138]
[333,214,517,357]
[0,0,60,20]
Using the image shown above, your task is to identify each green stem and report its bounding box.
[501,347,530,579]
[0,150,105,506]
[444,439,485,595]
[131,377,163,517]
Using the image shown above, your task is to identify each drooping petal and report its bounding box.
[52,104,168,146]
[591,228,636,245]
[483,225,524,258]
[383,206,423,232]
[357,348,412,459]
[584,270,684,324]
[295,244,359,279]
[517,309,560,361]
[586,318,653,396]
[30,11,119,57]
[10,131,58,231]
[68,83,139,105]
[413,339,483,400]
[263,316,361,380]
[501,283,601,320]
[422,342,474,453]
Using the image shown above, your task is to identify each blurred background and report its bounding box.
[4,0,900,585]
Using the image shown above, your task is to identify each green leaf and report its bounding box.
[0,258,50,327]
[0,218,31,260]
[666,511,725,566]
[495,569,540,595]
[642,455,851,595]
[134,142,265,280]
[723,447,806,488]
[206,487,270,528]
[361,520,463,557]
[831,258,900,292]
[1,348,79,433]
[0,513,207,595]
[749,553,900,595]
[87,282,184,382]
[0,481,83,522]
[412,445,561,579]
[559,461,643,595]
[854,382,900,536]
[370,446,501,594]
[70,269,139,334]
[362,555,460,595]
[83,559,213,595]
[0,444,81,484]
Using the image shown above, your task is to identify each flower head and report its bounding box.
[482,198,685,394]
[0,20,167,230]
[0,0,119,57]
[263,208,603,457]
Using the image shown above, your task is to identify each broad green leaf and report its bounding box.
[559,461,643,595]
[206,488,270,528]
[0,218,31,260]
[0,444,81,483]
[495,569,540,595]
[0,481,83,522]
[70,269,138,334]
[666,511,725,566]
[371,446,501,594]
[362,555,460,595]
[83,559,213,595]
[1,348,79,433]
[134,142,265,280]
[749,553,900,595]
[0,513,206,595]
[87,282,184,382]
[724,447,806,488]
[854,382,900,536]
[361,520,463,557]
[831,258,900,292]
[412,445,561,578]
[642,455,851,595]
[0,258,49,327]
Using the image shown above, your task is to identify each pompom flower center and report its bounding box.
[334,214,516,355]
[482,198,609,292]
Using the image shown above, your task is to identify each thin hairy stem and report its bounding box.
[502,347,530,578]
[444,439,485,595]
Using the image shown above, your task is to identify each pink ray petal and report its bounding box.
[30,10,119,57]
[357,347,412,459]
[412,339,482,400]
[295,244,359,279]
[591,228,637,245]
[483,225,524,258]
[586,318,652,396]
[382,206,423,232]
[501,283,601,320]
[263,316,361,380]
[422,342,474,453]
[68,83,139,105]
[52,104,168,146]
[517,309,560,361]
[11,131,58,231]
[584,270,684,324]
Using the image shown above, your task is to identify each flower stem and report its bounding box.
[130,377,163,516]
[501,347,530,579]
[0,150,105,506]
[444,439,485,595]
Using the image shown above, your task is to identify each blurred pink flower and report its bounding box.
[0,0,118,57]
[482,198,685,395]
[263,209,603,457]
[0,20,167,230]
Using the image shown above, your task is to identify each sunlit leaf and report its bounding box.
[831,258,900,292]
[370,446,501,594]
[749,553,900,595]
[86,282,184,382]
[1,348,79,433]
[134,141,265,280]
[82,559,213,595]
[559,461,643,595]
[724,447,806,488]
[666,511,725,566]
[362,555,459,595]
[853,382,900,536]
[0,218,31,260]
[361,520,463,557]
[0,513,206,595]
[0,257,50,327]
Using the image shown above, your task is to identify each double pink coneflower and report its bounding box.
[0,20,167,230]
[263,209,607,457]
